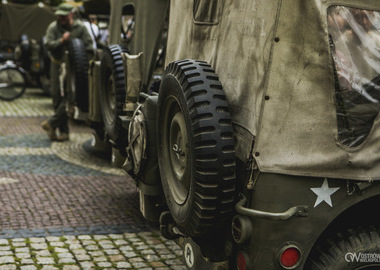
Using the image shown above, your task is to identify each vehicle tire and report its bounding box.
[19,34,31,71]
[0,65,26,101]
[99,44,128,149]
[307,227,380,269]
[67,38,89,113]
[157,59,236,238]
[39,36,51,96]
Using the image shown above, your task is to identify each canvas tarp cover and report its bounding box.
[166,0,380,181]
[0,3,56,42]
[108,0,169,88]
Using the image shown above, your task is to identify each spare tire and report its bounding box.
[19,34,31,71]
[157,59,236,238]
[67,38,89,113]
[39,36,51,96]
[99,44,128,149]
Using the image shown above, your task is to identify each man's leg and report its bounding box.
[41,62,61,140]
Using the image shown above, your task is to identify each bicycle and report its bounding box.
[0,52,27,101]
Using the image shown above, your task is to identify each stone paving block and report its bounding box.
[29,237,45,243]
[85,245,98,251]
[0,265,16,270]
[114,239,128,245]
[35,250,52,257]
[15,247,29,253]
[96,262,112,268]
[49,242,64,247]
[20,266,37,270]
[104,249,120,255]
[54,248,69,253]
[0,239,8,245]
[0,256,15,264]
[116,261,132,268]
[77,235,92,240]
[62,266,80,270]
[131,261,148,268]
[36,257,55,265]
[93,256,107,262]
[122,251,137,257]
[74,254,91,261]
[57,253,73,258]
[88,250,104,257]
[45,237,60,242]
[40,266,59,270]
[81,240,96,246]
[12,242,26,247]
[79,261,95,269]
[16,253,31,259]
[57,258,76,264]
[30,243,48,250]
[109,254,125,262]
[20,259,34,264]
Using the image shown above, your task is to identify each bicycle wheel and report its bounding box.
[0,66,26,101]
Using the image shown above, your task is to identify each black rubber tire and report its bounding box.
[99,44,128,148]
[67,38,89,113]
[307,227,380,269]
[157,59,236,238]
[39,36,51,96]
[0,66,27,101]
[39,36,50,79]
[19,34,31,71]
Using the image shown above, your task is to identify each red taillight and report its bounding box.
[237,252,247,270]
[280,247,300,268]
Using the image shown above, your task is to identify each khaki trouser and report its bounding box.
[48,61,69,134]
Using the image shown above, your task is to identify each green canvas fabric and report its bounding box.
[0,3,56,42]
[165,0,380,181]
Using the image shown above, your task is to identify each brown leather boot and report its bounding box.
[41,120,57,141]
[56,133,69,142]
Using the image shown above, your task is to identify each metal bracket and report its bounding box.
[235,195,309,220]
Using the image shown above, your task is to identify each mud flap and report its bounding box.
[180,238,229,270]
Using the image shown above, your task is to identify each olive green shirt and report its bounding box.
[45,19,94,61]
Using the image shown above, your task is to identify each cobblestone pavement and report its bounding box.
[0,89,185,269]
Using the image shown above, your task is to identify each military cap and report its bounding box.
[55,3,74,16]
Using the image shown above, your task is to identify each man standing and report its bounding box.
[41,3,93,141]
[84,14,100,50]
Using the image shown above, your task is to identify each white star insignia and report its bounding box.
[311,179,340,207]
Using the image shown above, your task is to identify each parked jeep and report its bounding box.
[88,0,380,269]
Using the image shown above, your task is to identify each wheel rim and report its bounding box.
[104,71,116,124]
[0,68,25,100]
[164,97,191,205]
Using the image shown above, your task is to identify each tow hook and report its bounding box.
[159,211,185,239]
[235,195,309,220]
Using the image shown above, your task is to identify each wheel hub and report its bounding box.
[168,111,190,205]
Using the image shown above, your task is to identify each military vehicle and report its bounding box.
[87,0,380,269]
